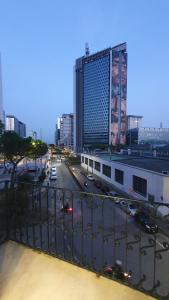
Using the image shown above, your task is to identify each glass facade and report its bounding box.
[75,43,127,152]
[83,55,110,145]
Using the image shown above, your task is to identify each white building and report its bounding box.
[59,114,73,149]
[6,115,26,138]
[81,153,169,204]
[6,115,19,133]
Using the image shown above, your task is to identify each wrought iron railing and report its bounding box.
[1,180,169,299]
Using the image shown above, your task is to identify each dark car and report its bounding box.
[135,212,158,233]
[101,185,110,194]
[94,180,102,189]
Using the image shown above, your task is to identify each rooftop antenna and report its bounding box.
[85,42,90,56]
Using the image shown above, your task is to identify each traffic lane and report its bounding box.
[71,166,103,194]
[50,161,80,191]
[70,196,169,294]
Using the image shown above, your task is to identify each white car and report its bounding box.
[127,204,138,216]
[50,173,57,180]
[87,174,94,181]
[50,170,57,180]
[51,166,56,172]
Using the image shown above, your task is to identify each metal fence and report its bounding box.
[1,181,169,299]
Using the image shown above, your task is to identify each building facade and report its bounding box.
[81,153,169,204]
[126,127,169,145]
[127,115,143,130]
[18,121,26,138]
[6,115,26,138]
[74,43,127,153]
[59,114,74,149]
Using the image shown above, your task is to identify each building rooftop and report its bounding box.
[88,153,169,174]
[0,241,154,300]
[117,157,169,174]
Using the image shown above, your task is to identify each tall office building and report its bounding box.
[0,54,4,125]
[74,43,127,153]
[59,114,74,149]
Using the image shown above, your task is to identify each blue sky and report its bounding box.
[0,0,169,143]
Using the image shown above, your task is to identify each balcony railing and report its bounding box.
[0,180,169,299]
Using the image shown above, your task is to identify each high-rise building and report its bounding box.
[18,121,26,138]
[0,54,4,126]
[6,115,26,138]
[74,43,127,153]
[127,115,143,130]
[59,114,74,149]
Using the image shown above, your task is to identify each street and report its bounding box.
[2,159,169,298]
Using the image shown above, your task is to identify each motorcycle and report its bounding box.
[61,202,73,214]
[103,261,131,281]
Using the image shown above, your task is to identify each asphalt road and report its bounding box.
[7,160,169,298]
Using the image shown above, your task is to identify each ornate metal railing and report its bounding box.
[1,180,169,299]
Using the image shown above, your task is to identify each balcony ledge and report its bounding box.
[0,241,155,300]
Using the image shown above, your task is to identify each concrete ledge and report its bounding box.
[0,241,155,300]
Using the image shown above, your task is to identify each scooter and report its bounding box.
[61,202,73,214]
[103,261,131,281]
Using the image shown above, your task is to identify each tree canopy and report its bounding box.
[0,131,48,185]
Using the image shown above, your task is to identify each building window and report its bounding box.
[133,175,147,197]
[89,159,93,168]
[85,157,88,165]
[82,156,84,163]
[115,169,124,184]
[95,161,100,172]
[102,164,111,178]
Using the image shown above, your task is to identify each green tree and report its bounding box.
[0,120,4,136]
[0,132,48,187]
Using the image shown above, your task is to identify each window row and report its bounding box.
[81,156,147,196]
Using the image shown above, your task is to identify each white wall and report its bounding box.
[81,154,169,203]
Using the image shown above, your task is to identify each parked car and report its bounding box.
[127,203,138,216]
[120,200,128,211]
[106,191,119,197]
[101,185,110,194]
[135,212,158,233]
[87,174,94,181]
[94,180,102,189]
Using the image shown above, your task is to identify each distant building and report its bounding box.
[6,115,26,138]
[18,121,26,138]
[74,43,127,153]
[126,127,169,145]
[0,54,4,126]
[6,115,19,134]
[59,114,74,149]
[127,115,143,130]
[29,130,37,140]
[55,119,61,146]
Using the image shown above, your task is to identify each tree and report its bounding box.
[0,120,4,136]
[28,140,48,166]
[0,132,48,187]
